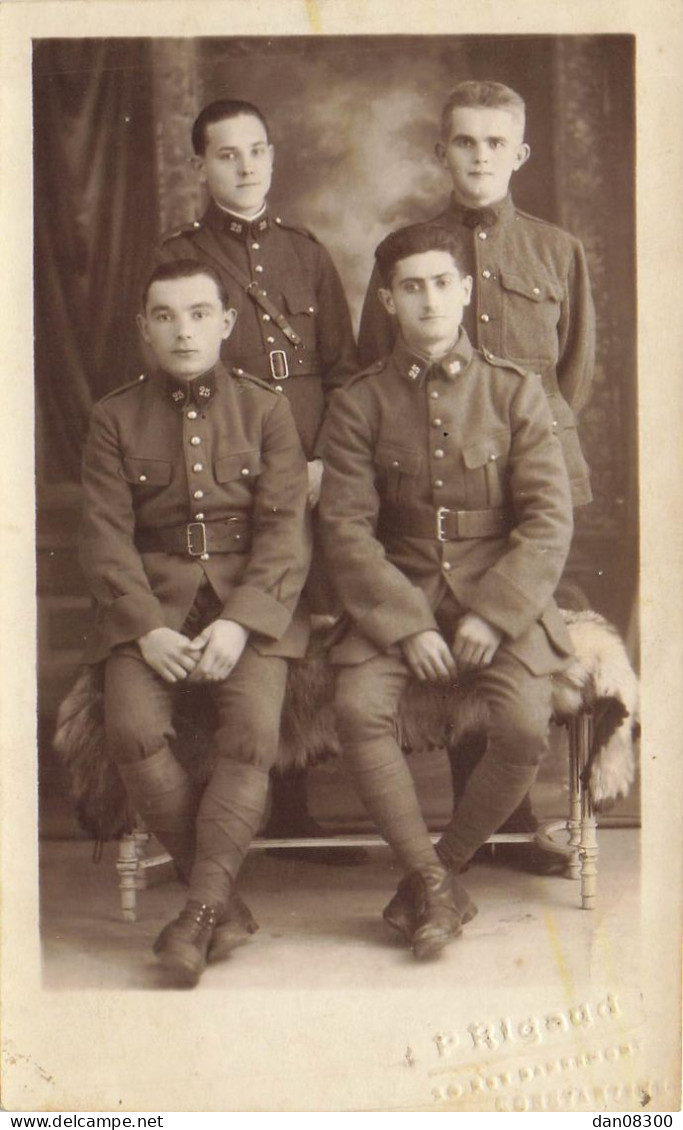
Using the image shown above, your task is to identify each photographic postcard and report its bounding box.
[1,0,681,1115]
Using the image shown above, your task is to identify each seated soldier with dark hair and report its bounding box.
[319,223,574,958]
[79,260,311,986]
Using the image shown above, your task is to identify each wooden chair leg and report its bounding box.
[576,713,598,909]
[567,716,582,881]
[116,834,140,923]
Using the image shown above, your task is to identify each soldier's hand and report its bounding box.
[187,619,249,683]
[137,627,199,683]
[306,459,324,508]
[401,629,457,682]
[452,613,503,670]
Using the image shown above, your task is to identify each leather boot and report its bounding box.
[153,900,218,987]
[208,894,260,963]
[118,748,198,881]
[410,864,464,960]
[383,869,478,941]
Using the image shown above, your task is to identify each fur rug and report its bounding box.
[53,610,639,841]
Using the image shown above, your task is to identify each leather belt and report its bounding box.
[135,518,251,556]
[238,350,323,381]
[381,506,511,541]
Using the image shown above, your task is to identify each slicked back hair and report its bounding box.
[191,99,270,155]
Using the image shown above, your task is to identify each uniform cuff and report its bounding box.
[220,585,293,640]
[357,591,437,650]
[105,594,166,646]
[464,570,540,640]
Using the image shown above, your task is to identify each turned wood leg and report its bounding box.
[116,834,140,923]
[566,717,582,881]
[577,713,598,909]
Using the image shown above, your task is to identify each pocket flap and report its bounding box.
[215,449,263,482]
[374,442,422,475]
[121,456,172,486]
[499,269,563,303]
[282,286,317,316]
[462,431,510,469]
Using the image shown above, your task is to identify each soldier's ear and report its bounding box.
[136,312,150,342]
[222,308,238,339]
[378,287,397,316]
[190,155,207,182]
[513,142,531,171]
[461,274,473,306]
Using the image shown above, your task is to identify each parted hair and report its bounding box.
[375,224,468,286]
[440,80,526,138]
[191,99,271,155]
[141,260,231,311]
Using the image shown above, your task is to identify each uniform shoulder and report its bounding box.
[230,367,281,396]
[512,207,581,246]
[97,374,150,405]
[271,214,320,244]
[158,218,204,245]
[342,357,390,390]
[478,348,536,380]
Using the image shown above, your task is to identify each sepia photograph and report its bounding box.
[1,0,682,1117]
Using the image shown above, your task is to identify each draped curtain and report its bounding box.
[34,40,157,482]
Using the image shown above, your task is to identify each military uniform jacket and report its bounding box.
[79,362,312,664]
[151,201,359,460]
[357,195,595,506]
[319,332,574,676]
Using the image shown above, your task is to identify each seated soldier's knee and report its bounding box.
[106,716,173,765]
[214,711,281,770]
[334,678,396,746]
[486,705,550,766]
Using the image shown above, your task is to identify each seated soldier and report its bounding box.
[79,260,311,986]
[319,224,574,957]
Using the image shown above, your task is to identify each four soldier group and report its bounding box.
[78,80,595,986]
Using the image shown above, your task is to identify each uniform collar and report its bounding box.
[392,330,473,385]
[447,193,514,230]
[160,366,219,410]
[205,198,270,242]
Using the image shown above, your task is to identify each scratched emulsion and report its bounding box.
[305,0,323,34]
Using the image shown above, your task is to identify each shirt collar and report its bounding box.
[447,193,514,230]
[392,330,473,385]
[161,366,218,410]
[206,198,270,242]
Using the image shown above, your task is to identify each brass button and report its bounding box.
[482,269,492,279]
[480,313,490,323]
[138,474,147,483]
[192,463,203,473]
[434,479,444,488]
[266,336,275,344]
[193,490,204,500]
[391,459,400,467]
[477,231,488,241]
[251,242,260,250]
[195,512,205,520]
[429,390,439,400]
[255,265,264,273]
[434,449,445,459]
[308,306,315,314]
[200,553,210,561]
[432,418,442,427]
[187,410,198,420]
[190,436,201,446]
[262,314,271,322]
[489,453,497,462]
[241,467,250,476]
[275,385,283,392]
[532,286,540,295]
[443,562,452,572]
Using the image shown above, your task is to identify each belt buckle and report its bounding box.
[186,521,207,557]
[269,350,289,380]
[436,507,451,542]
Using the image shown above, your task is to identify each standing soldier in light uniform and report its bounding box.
[151,98,362,864]
[358,81,595,866]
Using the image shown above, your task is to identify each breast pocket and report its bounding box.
[120,456,172,488]
[374,442,422,506]
[499,269,563,368]
[462,431,510,508]
[214,449,264,484]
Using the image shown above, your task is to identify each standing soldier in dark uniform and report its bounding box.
[79,261,312,986]
[150,98,362,863]
[319,224,574,956]
[357,81,595,866]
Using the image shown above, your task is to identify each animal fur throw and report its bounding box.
[53,610,639,841]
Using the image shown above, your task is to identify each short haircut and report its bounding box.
[440,80,526,138]
[191,99,270,155]
[375,224,468,286]
[141,260,230,311]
